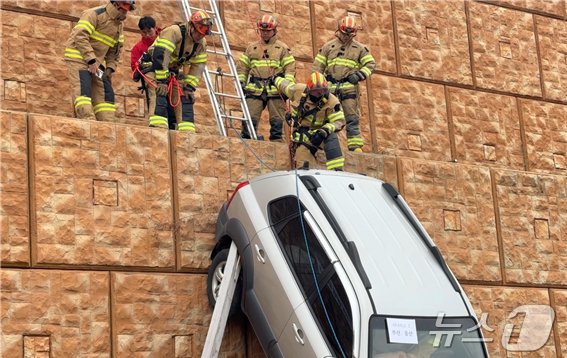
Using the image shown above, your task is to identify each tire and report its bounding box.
[207,248,242,317]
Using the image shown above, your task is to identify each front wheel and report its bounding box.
[206,248,242,317]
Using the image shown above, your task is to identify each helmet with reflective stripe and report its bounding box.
[306,72,329,98]
[257,15,278,31]
[111,0,136,11]
[190,11,213,35]
[339,16,358,35]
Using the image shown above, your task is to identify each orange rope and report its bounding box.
[132,63,158,88]
[168,76,183,108]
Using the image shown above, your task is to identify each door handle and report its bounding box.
[254,244,266,264]
[293,323,305,345]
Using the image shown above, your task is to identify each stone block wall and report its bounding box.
[1,0,566,357]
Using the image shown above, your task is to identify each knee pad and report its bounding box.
[154,95,169,118]
[181,96,194,122]
[346,115,359,126]
[78,70,92,97]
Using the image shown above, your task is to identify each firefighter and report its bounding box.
[146,11,212,131]
[64,0,134,121]
[312,16,376,152]
[274,72,345,171]
[237,15,296,141]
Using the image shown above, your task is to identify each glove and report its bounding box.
[104,67,114,80]
[285,112,297,129]
[308,129,328,154]
[156,82,168,96]
[239,81,246,92]
[347,71,365,85]
[183,86,195,102]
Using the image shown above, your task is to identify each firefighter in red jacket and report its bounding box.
[145,11,212,131]
[64,0,135,121]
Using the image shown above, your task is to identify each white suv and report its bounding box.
[207,169,489,358]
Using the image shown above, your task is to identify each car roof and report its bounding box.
[250,170,469,317]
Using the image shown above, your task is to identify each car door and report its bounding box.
[279,301,334,357]
[251,227,305,340]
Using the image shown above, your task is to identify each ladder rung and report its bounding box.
[221,114,247,121]
[207,49,228,56]
[210,30,222,36]
[206,70,235,77]
[214,92,241,99]
[187,6,216,15]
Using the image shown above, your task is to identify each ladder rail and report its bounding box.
[201,242,241,358]
[207,0,257,139]
[177,0,257,139]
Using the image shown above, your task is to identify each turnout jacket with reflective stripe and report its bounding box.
[312,38,375,91]
[237,36,295,96]
[274,77,345,135]
[148,23,207,88]
[64,3,124,70]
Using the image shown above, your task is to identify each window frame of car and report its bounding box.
[268,195,359,357]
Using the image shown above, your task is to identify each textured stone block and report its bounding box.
[465,285,557,358]
[312,0,396,73]
[395,0,472,84]
[536,16,567,102]
[0,111,29,265]
[0,269,110,358]
[223,0,312,59]
[31,115,174,267]
[491,0,566,17]
[552,289,567,357]
[448,88,524,169]
[173,133,231,270]
[469,2,541,96]
[1,11,74,117]
[344,153,398,186]
[3,80,26,102]
[400,158,500,281]
[371,75,450,161]
[494,169,567,284]
[23,335,50,356]
[520,99,567,174]
[443,209,462,231]
[111,272,247,357]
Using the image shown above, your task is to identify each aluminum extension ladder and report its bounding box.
[201,242,241,358]
[177,0,257,139]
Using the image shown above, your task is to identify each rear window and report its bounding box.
[369,315,487,358]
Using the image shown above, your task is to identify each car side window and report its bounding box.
[269,196,353,357]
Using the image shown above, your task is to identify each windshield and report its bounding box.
[369,315,488,358]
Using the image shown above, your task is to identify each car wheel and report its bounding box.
[207,247,242,316]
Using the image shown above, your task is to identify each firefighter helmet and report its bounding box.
[111,0,136,11]
[257,15,278,31]
[306,72,329,99]
[190,11,213,35]
[339,16,358,35]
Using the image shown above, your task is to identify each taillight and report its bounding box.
[227,181,249,207]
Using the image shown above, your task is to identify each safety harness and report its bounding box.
[289,90,329,143]
[325,74,358,100]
